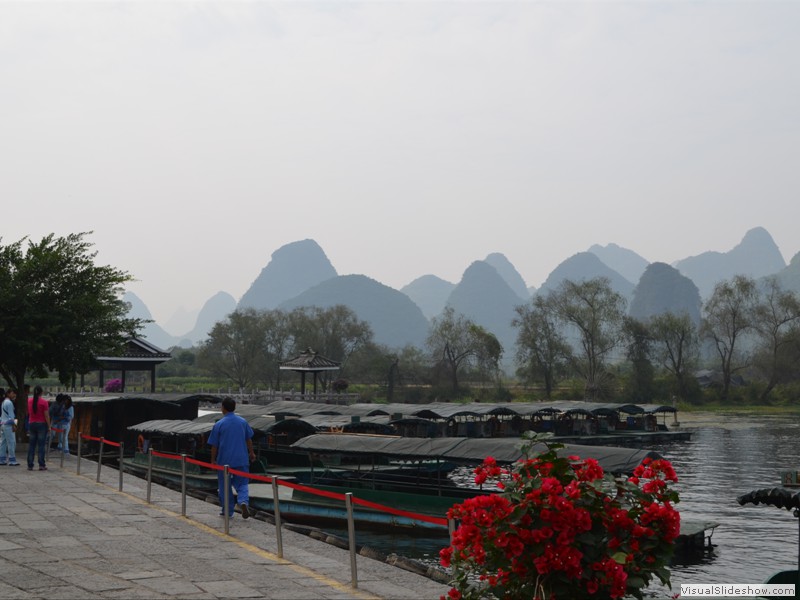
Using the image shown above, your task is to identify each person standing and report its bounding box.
[207,398,256,519]
[27,385,51,471]
[49,394,65,448]
[58,396,74,455]
[0,389,20,466]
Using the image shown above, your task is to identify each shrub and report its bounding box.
[104,378,123,393]
[440,437,680,600]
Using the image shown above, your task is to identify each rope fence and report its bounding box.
[67,431,455,589]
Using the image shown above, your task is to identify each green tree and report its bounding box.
[701,275,758,402]
[470,324,503,386]
[287,305,373,372]
[549,278,627,401]
[197,308,268,389]
[195,305,372,391]
[344,341,396,386]
[426,306,502,392]
[0,232,141,416]
[259,309,295,388]
[649,311,700,403]
[622,316,656,403]
[513,296,572,399]
[750,277,800,401]
[157,348,201,378]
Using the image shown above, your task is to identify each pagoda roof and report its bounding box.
[279,348,340,372]
[96,337,171,365]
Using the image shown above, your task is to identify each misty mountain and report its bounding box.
[238,239,338,311]
[445,261,525,359]
[536,252,636,302]
[279,274,430,348]
[766,251,800,295]
[179,291,237,345]
[629,262,702,324]
[673,227,786,299]
[163,306,200,338]
[588,243,650,285]
[123,291,177,351]
[400,275,455,320]
[484,252,530,301]
[132,228,796,365]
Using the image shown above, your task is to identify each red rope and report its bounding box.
[350,496,448,526]
[151,450,181,460]
[84,437,451,527]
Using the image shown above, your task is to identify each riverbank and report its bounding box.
[672,408,800,430]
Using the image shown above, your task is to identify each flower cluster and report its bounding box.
[440,439,679,600]
[104,378,123,393]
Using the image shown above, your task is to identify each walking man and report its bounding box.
[0,388,20,466]
[207,398,256,519]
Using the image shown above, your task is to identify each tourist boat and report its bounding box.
[239,433,663,531]
[122,408,408,490]
[262,398,691,446]
[122,413,321,489]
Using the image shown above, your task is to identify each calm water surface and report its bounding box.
[334,414,800,597]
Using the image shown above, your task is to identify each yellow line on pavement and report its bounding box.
[69,470,381,600]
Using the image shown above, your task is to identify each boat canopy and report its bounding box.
[128,419,214,436]
[298,414,395,434]
[636,404,678,414]
[128,414,318,437]
[290,434,661,475]
[251,399,677,420]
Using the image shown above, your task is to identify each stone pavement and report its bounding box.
[0,446,452,600]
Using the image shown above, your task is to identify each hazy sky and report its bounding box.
[2,1,798,324]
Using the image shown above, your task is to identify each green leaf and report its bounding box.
[611,552,628,564]
[626,575,646,588]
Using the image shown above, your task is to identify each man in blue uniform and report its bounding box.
[207,397,256,518]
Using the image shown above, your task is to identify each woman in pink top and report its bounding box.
[27,385,51,471]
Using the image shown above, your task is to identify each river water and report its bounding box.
[330,413,800,597]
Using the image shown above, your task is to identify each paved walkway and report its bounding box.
[0,446,452,600]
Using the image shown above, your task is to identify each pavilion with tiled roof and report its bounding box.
[95,338,172,393]
[279,348,340,394]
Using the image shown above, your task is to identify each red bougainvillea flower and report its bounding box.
[441,436,680,600]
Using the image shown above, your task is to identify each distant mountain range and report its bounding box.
[127,227,800,359]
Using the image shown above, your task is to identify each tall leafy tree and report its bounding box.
[427,306,502,392]
[750,277,800,401]
[621,317,656,403]
[549,278,627,401]
[649,311,699,403]
[287,305,373,372]
[197,308,268,390]
[260,309,295,388]
[470,324,503,386]
[0,233,141,416]
[701,275,758,402]
[513,296,571,399]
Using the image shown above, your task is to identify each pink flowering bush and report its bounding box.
[440,439,680,600]
[104,378,123,393]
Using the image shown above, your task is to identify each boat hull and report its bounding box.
[761,570,799,599]
[248,483,456,532]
